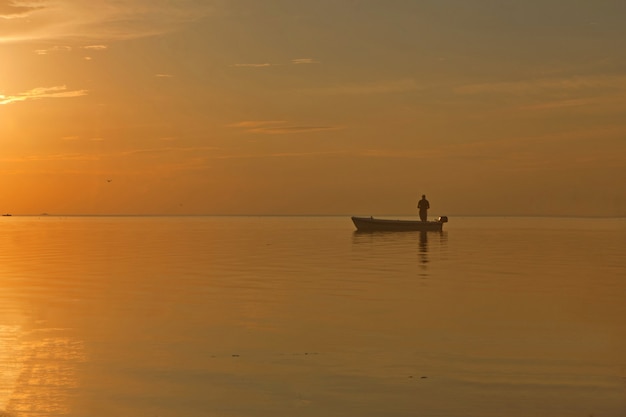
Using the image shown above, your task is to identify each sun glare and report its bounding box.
[0,320,23,409]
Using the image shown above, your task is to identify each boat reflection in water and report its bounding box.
[419,231,428,269]
[351,220,448,278]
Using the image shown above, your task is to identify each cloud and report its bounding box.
[119,145,219,157]
[248,126,341,134]
[450,74,626,116]
[82,44,107,50]
[519,98,594,111]
[211,150,348,160]
[229,120,342,135]
[455,74,626,96]
[232,63,273,68]
[0,0,214,44]
[354,126,626,170]
[306,79,422,95]
[0,85,88,105]
[15,153,100,162]
[1,146,352,177]
[0,145,220,165]
[232,58,320,68]
[155,73,174,78]
[0,0,44,18]
[34,45,72,55]
[228,120,288,128]
[291,58,319,65]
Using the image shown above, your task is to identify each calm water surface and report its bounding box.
[1,216,625,416]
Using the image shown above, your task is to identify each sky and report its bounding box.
[1,0,625,216]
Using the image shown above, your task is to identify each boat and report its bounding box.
[351,216,448,232]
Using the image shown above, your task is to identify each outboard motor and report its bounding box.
[437,216,448,223]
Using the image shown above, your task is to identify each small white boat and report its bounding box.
[351,216,448,232]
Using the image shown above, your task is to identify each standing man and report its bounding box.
[417,194,430,222]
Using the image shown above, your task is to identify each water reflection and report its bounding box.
[0,311,86,417]
[2,328,85,416]
[1,256,85,417]
[418,231,429,275]
[0,323,22,413]
[1,217,624,416]
[351,230,448,278]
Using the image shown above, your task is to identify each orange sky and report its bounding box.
[2,1,625,216]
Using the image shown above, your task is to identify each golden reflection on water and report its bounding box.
[0,323,22,409]
[1,246,86,417]
[0,318,86,416]
[0,216,624,416]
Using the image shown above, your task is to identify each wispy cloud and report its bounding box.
[82,44,107,50]
[0,0,214,44]
[229,120,341,135]
[354,126,626,169]
[211,150,348,160]
[291,58,319,65]
[155,73,174,78]
[34,45,72,55]
[1,145,219,164]
[58,135,102,141]
[455,74,626,96]
[118,145,219,157]
[232,58,320,68]
[232,63,273,68]
[519,98,595,111]
[228,121,288,128]
[306,79,421,95]
[0,85,88,105]
[247,125,341,134]
[451,74,626,115]
[15,153,100,162]
[0,1,44,19]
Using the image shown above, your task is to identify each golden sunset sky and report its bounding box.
[1,0,625,216]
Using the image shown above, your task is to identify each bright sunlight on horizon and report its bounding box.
[2,0,626,216]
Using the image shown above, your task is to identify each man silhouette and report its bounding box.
[417,194,430,222]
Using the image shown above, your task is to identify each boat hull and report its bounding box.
[351,216,445,232]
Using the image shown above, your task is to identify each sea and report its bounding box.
[1,215,625,417]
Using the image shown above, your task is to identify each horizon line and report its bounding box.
[3,213,625,219]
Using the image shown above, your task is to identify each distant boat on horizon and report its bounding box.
[2,213,12,216]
